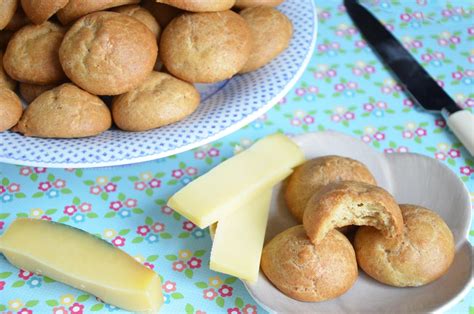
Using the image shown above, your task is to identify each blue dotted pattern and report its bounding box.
[0,0,317,166]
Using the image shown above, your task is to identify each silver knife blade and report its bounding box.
[344,0,460,115]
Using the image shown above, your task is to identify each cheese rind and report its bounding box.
[168,133,303,228]
[0,218,163,312]
[210,189,273,283]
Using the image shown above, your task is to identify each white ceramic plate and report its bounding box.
[0,0,318,168]
[245,131,472,313]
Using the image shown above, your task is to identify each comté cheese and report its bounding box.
[0,218,163,312]
[210,190,273,283]
[167,133,304,228]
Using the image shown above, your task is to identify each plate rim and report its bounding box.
[243,131,473,314]
[0,1,319,169]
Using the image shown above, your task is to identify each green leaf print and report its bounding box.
[132,208,144,214]
[100,192,108,201]
[12,280,25,287]
[0,213,10,219]
[184,269,193,279]
[145,216,153,225]
[47,174,55,182]
[104,212,116,218]
[235,297,244,308]
[165,254,177,261]
[14,192,26,198]
[155,172,165,178]
[160,233,172,239]
[119,229,130,236]
[117,192,126,201]
[111,176,121,182]
[72,197,81,205]
[43,276,55,283]
[146,188,154,196]
[224,277,237,284]
[46,300,59,306]
[195,282,208,289]
[77,294,90,302]
[194,250,206,257]
[2,178,9,186]
[87,213,98,219]
[147,255,159,262]
[132,237,144,244]
[30,173,38,181]
[0,272,12,279]
[91,303,104,311]
[25,300,39,307]
[16,213,28,218]
[178,232,190,239]
[75,169,83,177]
[0,305,5,311]
[216,297,225,308]
[172,293,184,299]
[128,176,139,182]
[32,192,44,198]
[185,304,194,314]
[61,188,72,194]
[58,216,69,223]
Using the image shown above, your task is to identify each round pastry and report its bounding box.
[160,10,251,83]
[0,88,22,132]
[155,0,235,12]
[57,0,140,25]
[285,156,377,223]
[303,180,403,245]
[0,51,16,91]
[5,7,29,31]
[112,72,200,131]
[21,0,70,24]
[239,7,292,73]
[112,5,161,39]
[234,0,284,8]
[19,82,57,103]
[355,204,455,287]
[13,83,111,138]
[59,12,157,96]
[142,0,182,28]
[0,0,17,30]
[3,22,66,84]
[261,225,357,302]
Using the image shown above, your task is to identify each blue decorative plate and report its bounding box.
[0,0,318,168]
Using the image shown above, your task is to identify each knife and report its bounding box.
[345,0,474,155]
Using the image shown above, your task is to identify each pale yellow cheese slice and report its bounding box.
[168,133,304,228]
[0,218,163,313]
[210,189,274,283]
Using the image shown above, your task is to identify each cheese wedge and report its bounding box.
[168,133,304,228]
[210,189,273,283]
[0,218,162,313]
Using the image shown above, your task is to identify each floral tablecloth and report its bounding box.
[0,0,473,313]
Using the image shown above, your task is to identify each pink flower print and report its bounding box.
[19,269,33,280]
[17,309,32,314]
[203,288,218,301]
[136,225,150,236]
[373,132,385,141]
[381,86,392,94]
[53,179,66,189]
[365,65,375,73]
[243,304,257,314]
[295,88,305,96]
[441,9,452,17]
[415,128,427,137]
[468,27,474,35]
[334,83,345,91]
[290,118,301,126]
[327,69,337,77]
[331,114,341,122]
[144,262,154,269]
[183,221,196,231]
[124,198,137,208]
[438,38,448,46]
[353,67,363,76]
[437,80,444,88]
[38,181,51,191]
[400,13,411,21]
[194,151,206,159]
[69,303,84,314]
[63,205,77,216]
[172,261,186,272]
[172,169,184,179]
[41,215,52,221]
[330,42,340,49]
[151,222,165,233]
[112,236,125,247]
[227,309,241,314]
[303,115,314,124]
[52,307,68,314]
[346,81,357,89]
[187,257,202,269]
[343,112,355,120]
[162,281,177,293]
[34,167,46,173]
[19,167,32,176]
[318,43,328,52]
[0,221,4,229]
[89,186,102,195]
[314,71,324,79]
[0,186,5,194]
[435,152,446,160]
[452,72,463,80]
[376,101,387,109]
[109,201,122,211]
[162,205,173,215]
[460,166,471,175]
[448,149,461,158]
[104,183,117,192]
[355,40,366,48]
[397,146,409,153]
[149,179,161,188]
[308,86,318,93]
[384,148,395,154]
[413,11,423,19]
[218,284,233,297]
[393,84,402,91]
[466,98,474,107]
[450,36,461,44]
[413,40,423,48]
[361,135,371,143]
[403,99,414,107]
[208,148,220,157]
[186,167,198,176]
[79,203,92,213]
[435,119,446,127]
[0,281,4,290]
[134,181,147,190]
[402,130,413,139]
[7,183,20,193]
[421,54,432,62]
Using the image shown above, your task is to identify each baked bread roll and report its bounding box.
[285,156,377,223]
[4,6,29,31]
[19,82,58,103]
[239,6,292,73]
[57,0,140,25]
[156,0,235,12]
[234,0,284,9]
[0,51,16,91]
[21,0,69,24]
[112,72,200,131]
[303,181,403,245]
[261,225,357,302]
[160,10,251,83]
[3,21,66,84]
[354,204,455,287]
[59,11,157,95]
[14,83,111,138]
[0,88,22,132]
[0,0,17,30]
[112,5,161,39]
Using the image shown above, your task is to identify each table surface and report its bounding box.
[0,0,473,313]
